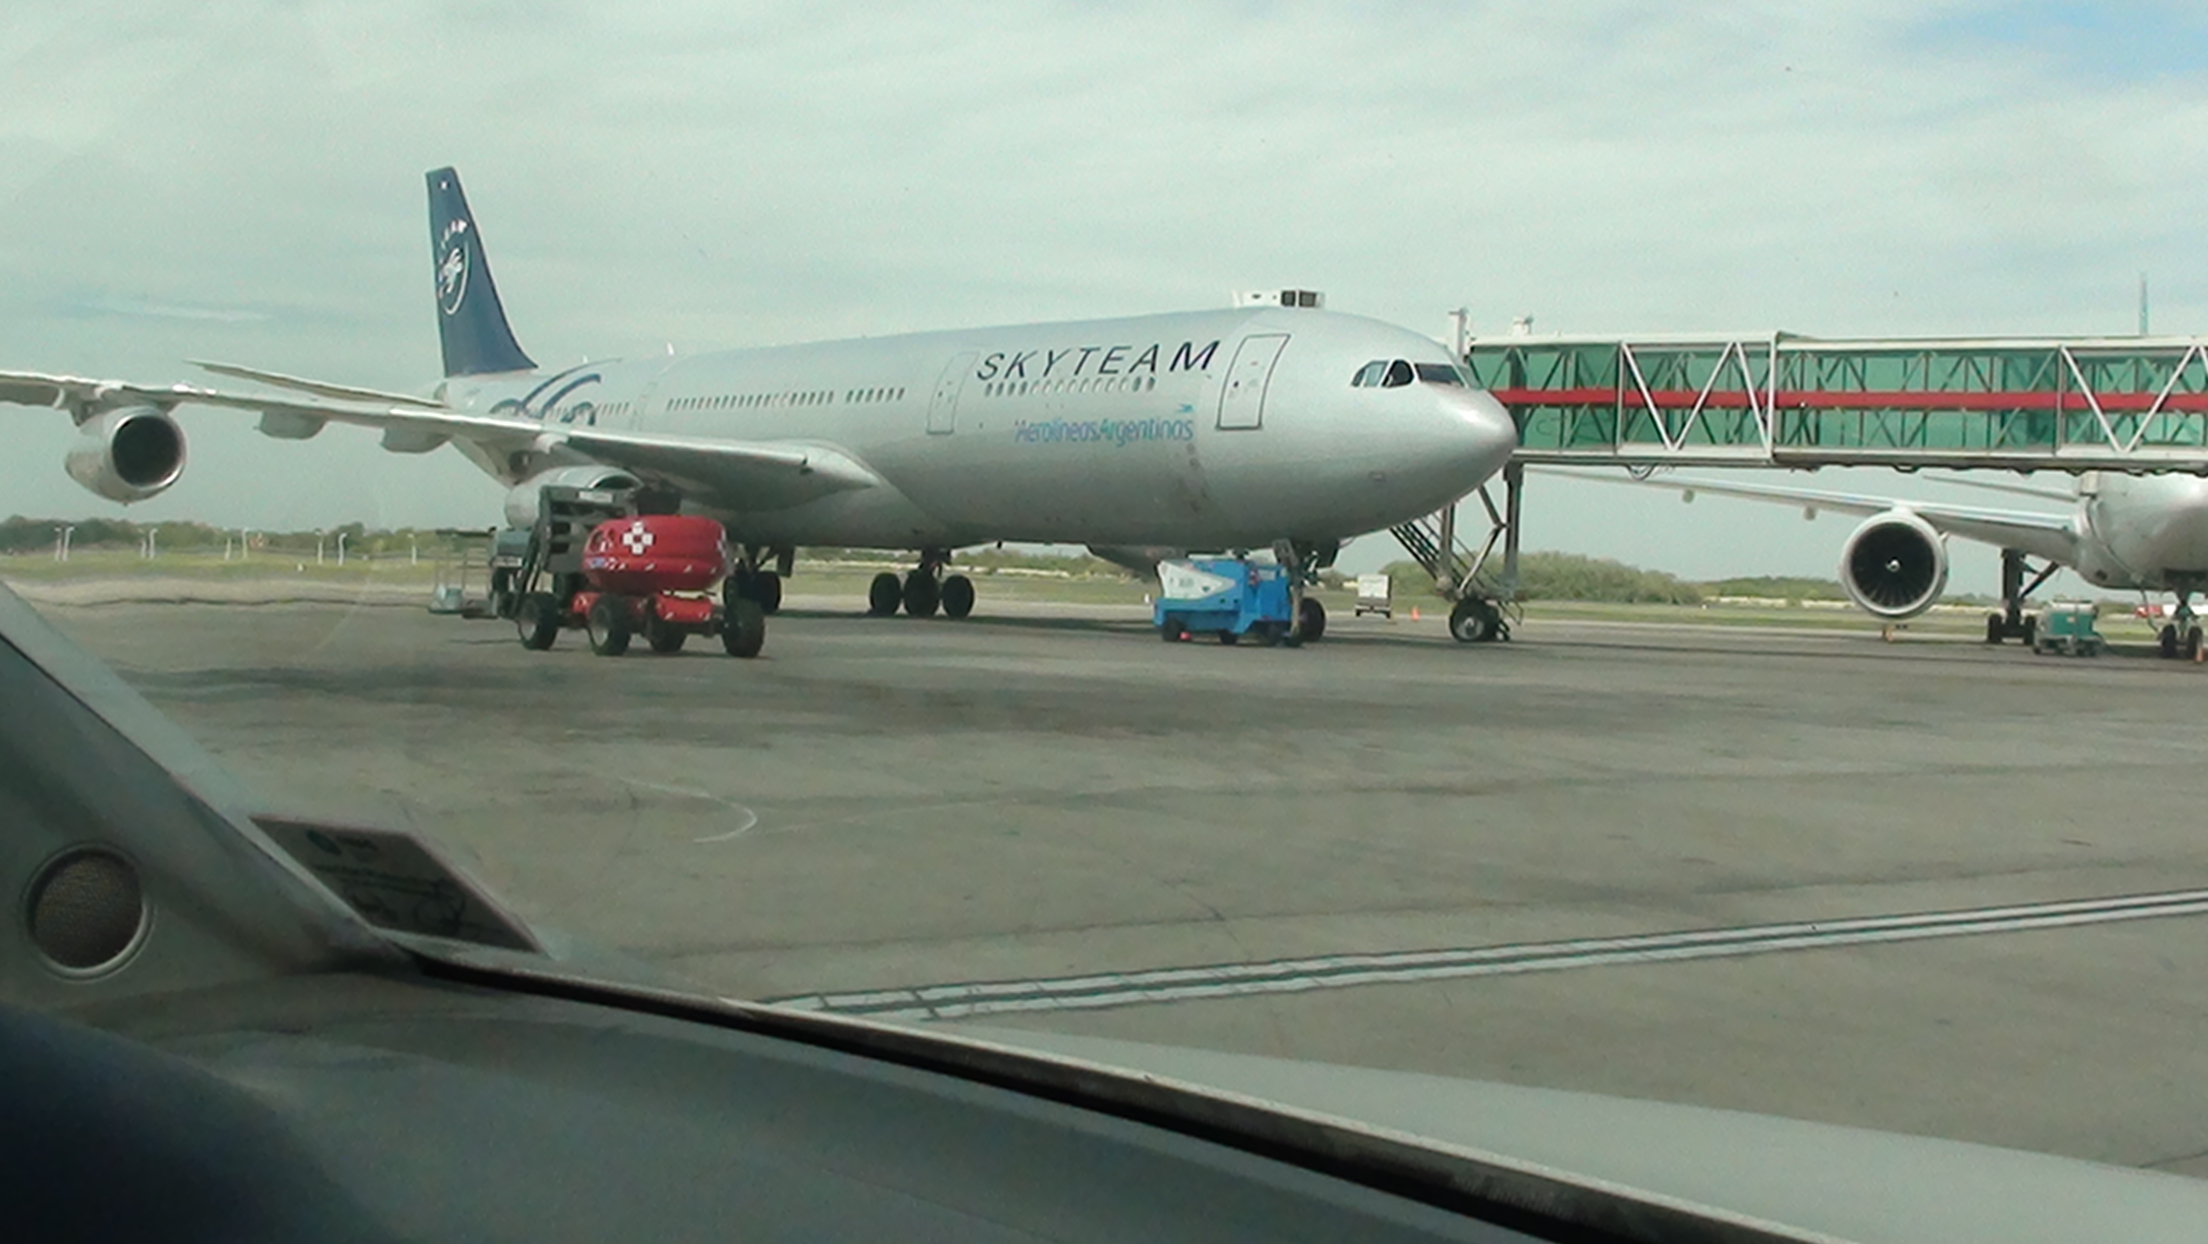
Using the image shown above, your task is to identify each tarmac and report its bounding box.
[27,582,2208,1178]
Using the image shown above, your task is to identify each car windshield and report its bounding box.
[9,2,2208,1203]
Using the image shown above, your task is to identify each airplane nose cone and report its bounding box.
[1439,388,1518,486]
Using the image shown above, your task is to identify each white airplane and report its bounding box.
[1,167,1516,635]
[1550,468,2208,657]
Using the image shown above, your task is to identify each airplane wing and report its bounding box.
[1537,467,2083,567]
[0,368,883,509]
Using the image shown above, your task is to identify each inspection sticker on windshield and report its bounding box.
[257,816,542,953]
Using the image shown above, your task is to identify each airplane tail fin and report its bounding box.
[426,167,536,377]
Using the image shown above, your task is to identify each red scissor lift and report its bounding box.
[507,485,765,658]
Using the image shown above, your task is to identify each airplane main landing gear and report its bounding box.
[2157,588,2203,660]
[1985,548,2054,646]
[901,569,940,618]
[868,572,902,616]
[728,545,791,614]
[872,549,975,619]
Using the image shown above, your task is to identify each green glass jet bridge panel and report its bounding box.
[1465,333,2208,473]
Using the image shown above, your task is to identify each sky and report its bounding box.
[4,1,2206,594]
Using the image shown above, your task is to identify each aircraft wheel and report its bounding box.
[1449,597,1497,644]
[2188,627,2203,662]
[867,572,901,616]
[2020,615,2036,648]
[645,609,687,654]
[586,596,633,656]
[750,570,783,614]
[1297,597,1327,643]
[1984,614,2004,644]
[940,573,975,619]
[721,599,766,658]
[903,570,940,618]
[516,593,561,651]
[2160,624,2179,659]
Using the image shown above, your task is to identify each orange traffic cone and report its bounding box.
[1411,607,1421,621]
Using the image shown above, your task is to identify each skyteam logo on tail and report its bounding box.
[436,219,470,316]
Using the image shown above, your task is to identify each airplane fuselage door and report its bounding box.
[928,351,978,435]
[1216,333,1288,430]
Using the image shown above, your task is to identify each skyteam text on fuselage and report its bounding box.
[2,166,1518,624]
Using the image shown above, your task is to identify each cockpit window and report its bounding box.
[1350,359,1419,388]
[1414,362,1468,387]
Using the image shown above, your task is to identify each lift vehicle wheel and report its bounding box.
[587,596,633,657]
[940,573,976,620]
[721,599,766,658]
[1448,596,1499,644]
[902,570,941,618]
[1218,629,1240,646]
[867,572,902,617]
[1160,614,1187,642]
[1296,597,1327,643]
[645,610,686,654]
[2160,624,2179,659]
[516,593,561,651]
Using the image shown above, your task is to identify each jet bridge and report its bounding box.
[1472,332,2208,471]
[1395,333,2208,640]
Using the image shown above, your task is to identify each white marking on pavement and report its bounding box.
[766,887,2208,1020]
[618,777,760,842]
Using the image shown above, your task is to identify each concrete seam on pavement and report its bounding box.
[763,887,2208,1021]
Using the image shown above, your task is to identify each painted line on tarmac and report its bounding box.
[767,887,2208,1021]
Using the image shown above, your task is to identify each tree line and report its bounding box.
[0,516,444,557]
[1380,552,1850,606]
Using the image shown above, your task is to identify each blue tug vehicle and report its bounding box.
[1153,555,1303,646]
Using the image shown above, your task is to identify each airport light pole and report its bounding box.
[316,530,326,565]
[54,525,73,562]
[336,532,348,566]
[240,529,253,562]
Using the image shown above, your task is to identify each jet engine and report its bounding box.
[503,465,641,528]
[1838,509,1949,620]
[64,407,187,503]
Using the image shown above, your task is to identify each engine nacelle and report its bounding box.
[1839,509,1949,620]
[503,465,641,528]
[64,407,187,503]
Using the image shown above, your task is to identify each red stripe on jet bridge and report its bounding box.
[1488,387,2208,413]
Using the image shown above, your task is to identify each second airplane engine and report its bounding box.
[65,407,187,503]
[503,466,642,528]
[1839,510,1949,620]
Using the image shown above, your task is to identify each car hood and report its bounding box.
[955,1025,2208,1244]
